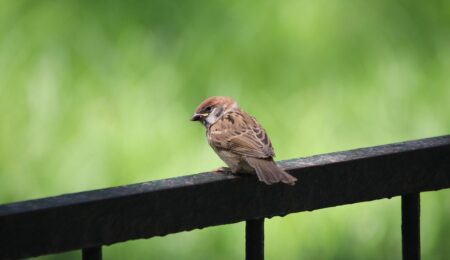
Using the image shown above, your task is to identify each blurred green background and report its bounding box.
[1,0,449,259]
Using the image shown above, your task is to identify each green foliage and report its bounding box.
[0,0,449,259]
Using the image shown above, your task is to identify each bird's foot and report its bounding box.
[213,167,232,174]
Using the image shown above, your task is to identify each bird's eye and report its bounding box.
[205,106,212,112]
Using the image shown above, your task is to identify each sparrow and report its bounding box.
[191,96,297,185]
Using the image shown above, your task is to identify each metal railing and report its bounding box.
[1,135,449,260]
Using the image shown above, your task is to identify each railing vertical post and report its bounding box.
[246,218,264,260]
[401,193,421,260]
[82,246,102,260]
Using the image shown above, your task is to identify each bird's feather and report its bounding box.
[208,111,275,158]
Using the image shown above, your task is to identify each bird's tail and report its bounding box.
[246,157,297,185]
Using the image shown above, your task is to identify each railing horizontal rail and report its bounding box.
[0,135,449,259]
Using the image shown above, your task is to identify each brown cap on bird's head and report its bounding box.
[191,96,238,121]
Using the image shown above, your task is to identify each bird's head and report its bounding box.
[191,96,238,127]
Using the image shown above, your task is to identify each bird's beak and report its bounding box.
[191,113,207,121]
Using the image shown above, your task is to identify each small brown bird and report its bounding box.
[191,96,297,185]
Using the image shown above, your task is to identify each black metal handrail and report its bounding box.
[1,135,449,260]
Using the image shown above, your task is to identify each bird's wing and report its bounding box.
[208,110,275,158]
